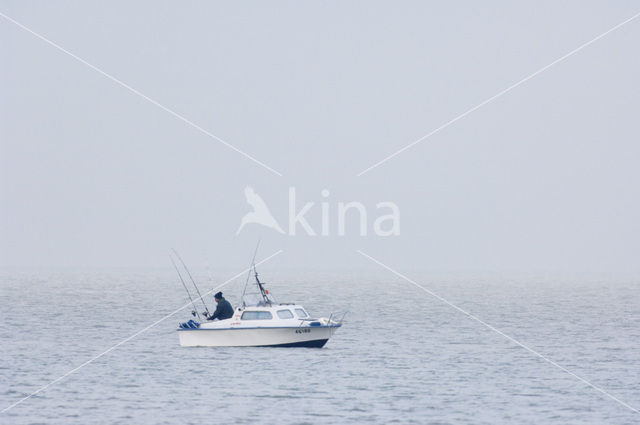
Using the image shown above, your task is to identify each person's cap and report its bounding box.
[214,292,223,299]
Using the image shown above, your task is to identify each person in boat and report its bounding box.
[206,292,234,321]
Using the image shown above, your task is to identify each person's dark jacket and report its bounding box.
[208,298,234,320]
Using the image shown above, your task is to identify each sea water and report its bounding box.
[1,269,639,424]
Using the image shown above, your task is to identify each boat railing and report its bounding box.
[330,311,348,325]
[297,311,347,327]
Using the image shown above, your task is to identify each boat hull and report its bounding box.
[178,325,338,347]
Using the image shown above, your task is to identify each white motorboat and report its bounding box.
[177,264,344,348]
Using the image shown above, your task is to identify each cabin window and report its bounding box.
[295,308,308,318]
[277,309,294,319]
[241,311,273,320]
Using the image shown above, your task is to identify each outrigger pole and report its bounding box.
[170,254,201,320]
[172,249,210,316]
[253,266,270,305]
[241,240,261,305]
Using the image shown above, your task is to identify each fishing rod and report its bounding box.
[172,248,210,316]
[170,255,201,320]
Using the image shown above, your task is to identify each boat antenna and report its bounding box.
[170,254,201,320]
[241,240,261,304]
[172,249,210,316]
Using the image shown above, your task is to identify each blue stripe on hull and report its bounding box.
[263,339,329,348]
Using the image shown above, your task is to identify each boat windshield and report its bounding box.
[295,308,308,318]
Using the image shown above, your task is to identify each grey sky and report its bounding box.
[1,1,639,272]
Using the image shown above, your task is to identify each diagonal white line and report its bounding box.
[357,11,640,177]
[0,11,283,177]
[1,250,283,414]
[357,250,639,414]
